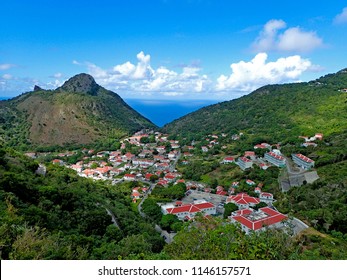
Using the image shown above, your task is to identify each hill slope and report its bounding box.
[163,69,347,142]
[0,74,156,149]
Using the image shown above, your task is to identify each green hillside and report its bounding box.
[0,74,156,150]
[163,69,347,142]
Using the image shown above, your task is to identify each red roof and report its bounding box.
[216,190,228,196]
[294,153,314,163]
[166,202,214,214]
[244,151,255,157]
[260,192,273,198]
[232,207,287,231]
[145,173,154,180]
[227,193,260,205]
[234,209,253,216]
[224,157,234,161]
[239,157,252,162]
[267,152,284,160]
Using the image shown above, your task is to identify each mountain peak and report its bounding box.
[58,73,100,95]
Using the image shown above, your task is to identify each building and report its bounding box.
[230,207,287,234]
[226,193,260,209]
[264,152,286,167]
[222,157,235,164]
[237,157,253,170]
[161,200,216,220]
[291,154,315,170]
[259,192,274,203]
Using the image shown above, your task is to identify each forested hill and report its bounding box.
[163,69,347,142]
[0,147,165,259]
[0,73,156,150]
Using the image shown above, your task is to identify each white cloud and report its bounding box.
[252,19,323,52]
[334,7,347,24]
[53,72,63,78]
[2,74,13,80]
[0,64,16,71]
[75,51,211,97]
[216,53,313,92]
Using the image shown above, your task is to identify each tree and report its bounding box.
[223,203,238,219]
[160,214,179,231]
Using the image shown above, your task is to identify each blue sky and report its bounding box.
[1,0,347,100]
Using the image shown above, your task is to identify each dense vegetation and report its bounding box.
[0,147,163,259]
[0,73,156,151]
[163,69,347,143]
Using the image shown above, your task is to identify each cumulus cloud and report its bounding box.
[216,53,313,92]
[334,7,347,24]
[75,51,211,97]
[252,19,323,52]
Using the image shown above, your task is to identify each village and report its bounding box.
[39,129,323,236]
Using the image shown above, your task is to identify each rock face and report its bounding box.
[34,85,44,91]
[58,73,100,95]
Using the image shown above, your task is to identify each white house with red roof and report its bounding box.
[230,207,287,234]
[292,153,315,170]
[226,193,260,209]
[259,192,274,203]
[246,179,255,186]
[161,200,216,220]
[222,157,235,164]
[124,174,136,181]
[264,151,286,167]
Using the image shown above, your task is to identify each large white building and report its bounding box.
[230,207,287,234]
[161,200,216,220]
[237,157,253,170]
[291,154,315,170]
[264,152,286,167]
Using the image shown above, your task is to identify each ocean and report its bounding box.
[125,99,219,127]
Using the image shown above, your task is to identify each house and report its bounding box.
[226,193,260,209]
[315,133,323,140]
[124,174,136,181]
[131,189,141,200]
[230,207,287,234]
[301,142,317,148]
[201,146,208,152]
[222,157,235,164]
[254,143,271,149]
[157,179,168,187]
[52,159,64,166]
[259,192,274,203]
[156,146,166,153]
[254,187,261,194]
[246,179,255,186]
[291,154,315,170]
[161,200,216,220]
[232,181,239,187]
[237,157,253,170]
[264,152,286,167]
[145,173,154,181]
[122,152,135,161]
[70,164,83,173]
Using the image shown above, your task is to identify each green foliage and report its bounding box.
[141,198,163,223]
[0,148,163,259]
[164,71,347,146]
[150,183,186,201]
[223,203,238,219]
